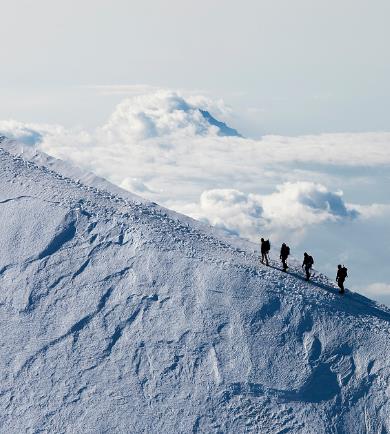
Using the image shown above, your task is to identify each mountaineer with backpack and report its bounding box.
[336,264,348,294]
[260,238,271,266]
[280,243,290,272]
[302,252,314,281]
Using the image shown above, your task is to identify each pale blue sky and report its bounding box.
[1,0,389,136]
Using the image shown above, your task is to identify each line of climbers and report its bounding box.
[260,238,348,294]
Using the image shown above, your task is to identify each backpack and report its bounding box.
[281,245,290,256]
[308,255,314,266]
[340,266,348,279]
[264,239,270,251]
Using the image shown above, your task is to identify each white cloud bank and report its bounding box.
[99,91,217,141]
[188,189,266,238]
[0,89,388,241]
[261,182,358,227]
[178,182,359,242]
[2,89,390,166]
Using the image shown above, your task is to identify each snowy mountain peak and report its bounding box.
[0,143,389,433]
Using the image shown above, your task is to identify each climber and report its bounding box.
[260,238,271,266]
[280,243,290,272]
[336,264,348,294]
[302,252,314,281]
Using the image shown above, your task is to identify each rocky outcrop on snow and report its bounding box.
[0,139,389,433]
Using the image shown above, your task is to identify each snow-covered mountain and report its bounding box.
[0,137,390,433]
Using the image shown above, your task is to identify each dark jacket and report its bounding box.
[280,245,289,259]
[302,255,313,268]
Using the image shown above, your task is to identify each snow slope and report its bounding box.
[0,139,390,433]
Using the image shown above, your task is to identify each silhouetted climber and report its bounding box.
[336,264,348,294]
[260,238,270,266]
[302,252,314,281]
[280,243,290,272]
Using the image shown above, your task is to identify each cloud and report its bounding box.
[0,120,91,148]
[364,283,390,296]
[194,189,265,238]
[0,88,388,240]
[0,120,47,146]
[261,182,358,229]
[98,90,231,141]
[2,89,390,171]
[181,183,358,241]
[0,89,387,239]
[120,177,154,194]
[350,203,390,219]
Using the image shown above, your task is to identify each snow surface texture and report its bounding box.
[0,140,390,433]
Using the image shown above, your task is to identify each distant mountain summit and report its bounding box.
[0,139,389,433]
[199,109,242,137]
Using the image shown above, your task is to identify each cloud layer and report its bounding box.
[100,91,218,141]
[0,89,387,238]
[179,182,358,242]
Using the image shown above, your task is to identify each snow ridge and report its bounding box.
[0,144,390,433]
